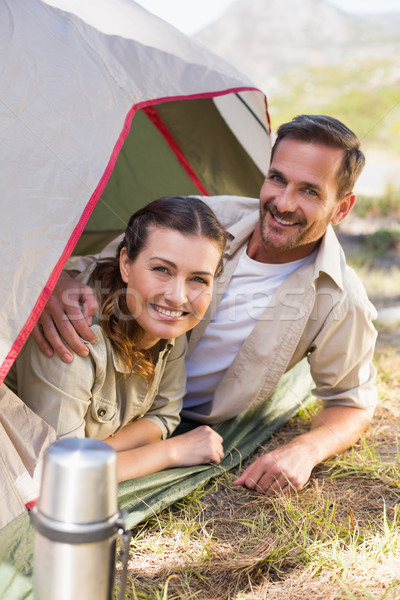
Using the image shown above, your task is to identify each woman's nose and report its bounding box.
[165,278,188,305]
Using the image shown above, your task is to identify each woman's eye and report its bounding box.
[191,276,208,285]
[153,266,169,274]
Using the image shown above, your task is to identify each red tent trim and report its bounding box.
[142,105,209,196]
[0,86,263,383]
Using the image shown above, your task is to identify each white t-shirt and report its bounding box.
[184,248,310,409]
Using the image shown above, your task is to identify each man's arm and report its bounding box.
[234,270,378,495]
[32,236,122,361]
[233,404,371,494]
[31,271,98,362]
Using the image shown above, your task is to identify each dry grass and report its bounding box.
[119,217,400,600]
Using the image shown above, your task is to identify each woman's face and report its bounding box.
[119,226,222,349]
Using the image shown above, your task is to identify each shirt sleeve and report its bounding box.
[308,288,378,417]
[142,334,187,438]
[66,235,123,272]
[13,334,98,438]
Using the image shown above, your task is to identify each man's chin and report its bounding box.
[261,229,297,251]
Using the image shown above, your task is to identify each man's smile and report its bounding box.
[268,205,304,228]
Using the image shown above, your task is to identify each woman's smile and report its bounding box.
[150,303,187,319]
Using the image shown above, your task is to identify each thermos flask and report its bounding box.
[30,438,130,600]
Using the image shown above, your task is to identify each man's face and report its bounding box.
[257,138,354,262]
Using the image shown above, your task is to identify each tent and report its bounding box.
[0,0,271,385]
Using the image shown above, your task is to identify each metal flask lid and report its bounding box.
[31,438,121,544]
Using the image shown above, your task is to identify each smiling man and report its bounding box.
[32,115,378,495]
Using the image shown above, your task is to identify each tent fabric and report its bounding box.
[0,359,313,600]
[0,385,57,529]
[0,0,271,383]
[0,4,312,599]
[74,97,267,255]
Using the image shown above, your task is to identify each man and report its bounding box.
[32,114,378,494]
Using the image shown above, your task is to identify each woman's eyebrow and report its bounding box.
[150,256,213,276]
[150,256,176,268]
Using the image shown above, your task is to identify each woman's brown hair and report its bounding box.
[91,196,227,382]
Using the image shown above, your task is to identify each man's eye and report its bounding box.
[271,175,285,184]
[304,188,318,197]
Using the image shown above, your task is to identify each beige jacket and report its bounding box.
[181,195,378,423]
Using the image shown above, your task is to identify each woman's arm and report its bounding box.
[105,418,162,452]
[105,420,224,482]
[9,334,96,438]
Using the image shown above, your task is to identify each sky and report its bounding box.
[134,0,400,35]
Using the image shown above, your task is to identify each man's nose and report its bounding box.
[276,185,298,213]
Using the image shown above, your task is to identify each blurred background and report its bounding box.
[136,0,400,198]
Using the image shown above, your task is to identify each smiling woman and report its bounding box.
[6,196,227,482]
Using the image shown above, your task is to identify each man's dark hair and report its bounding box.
[271,115,365,198]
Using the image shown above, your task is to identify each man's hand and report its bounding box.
[32,271,98,362]
[233,441,316,494]
[234,405,371,495]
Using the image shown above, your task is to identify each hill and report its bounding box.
[194,0,400,195]
[195,0,399,93]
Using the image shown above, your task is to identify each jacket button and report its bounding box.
[97,408,106,418]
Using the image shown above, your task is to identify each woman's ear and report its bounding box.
[332,192,356,226]
[119,247,131,283]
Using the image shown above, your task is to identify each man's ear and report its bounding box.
[119,247,130,283]
[331,193,356,226]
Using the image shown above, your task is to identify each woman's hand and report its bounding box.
[165,426,224,467]
[108,424,224,482]
[31,271,98,362]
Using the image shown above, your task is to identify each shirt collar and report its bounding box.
[111,337,175,374]
[312,225,345,291]
[225,210,259,257]
[225,214,345,291]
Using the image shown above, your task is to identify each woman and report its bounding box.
[7,196,227,482]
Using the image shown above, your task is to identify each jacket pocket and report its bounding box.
[90,396,118,424]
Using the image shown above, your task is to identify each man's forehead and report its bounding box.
[270,138,344,179]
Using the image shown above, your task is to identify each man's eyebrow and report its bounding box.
[149,256,213,276]
[267,167,284,178]
[300,181,323,192]
[268,168,323,193]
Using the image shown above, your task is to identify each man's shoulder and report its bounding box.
[314,228,377,315]
[199,195,259,229]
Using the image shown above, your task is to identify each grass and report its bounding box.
[115,195,400,600]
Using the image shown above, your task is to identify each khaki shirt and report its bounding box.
[6,274,186,440]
